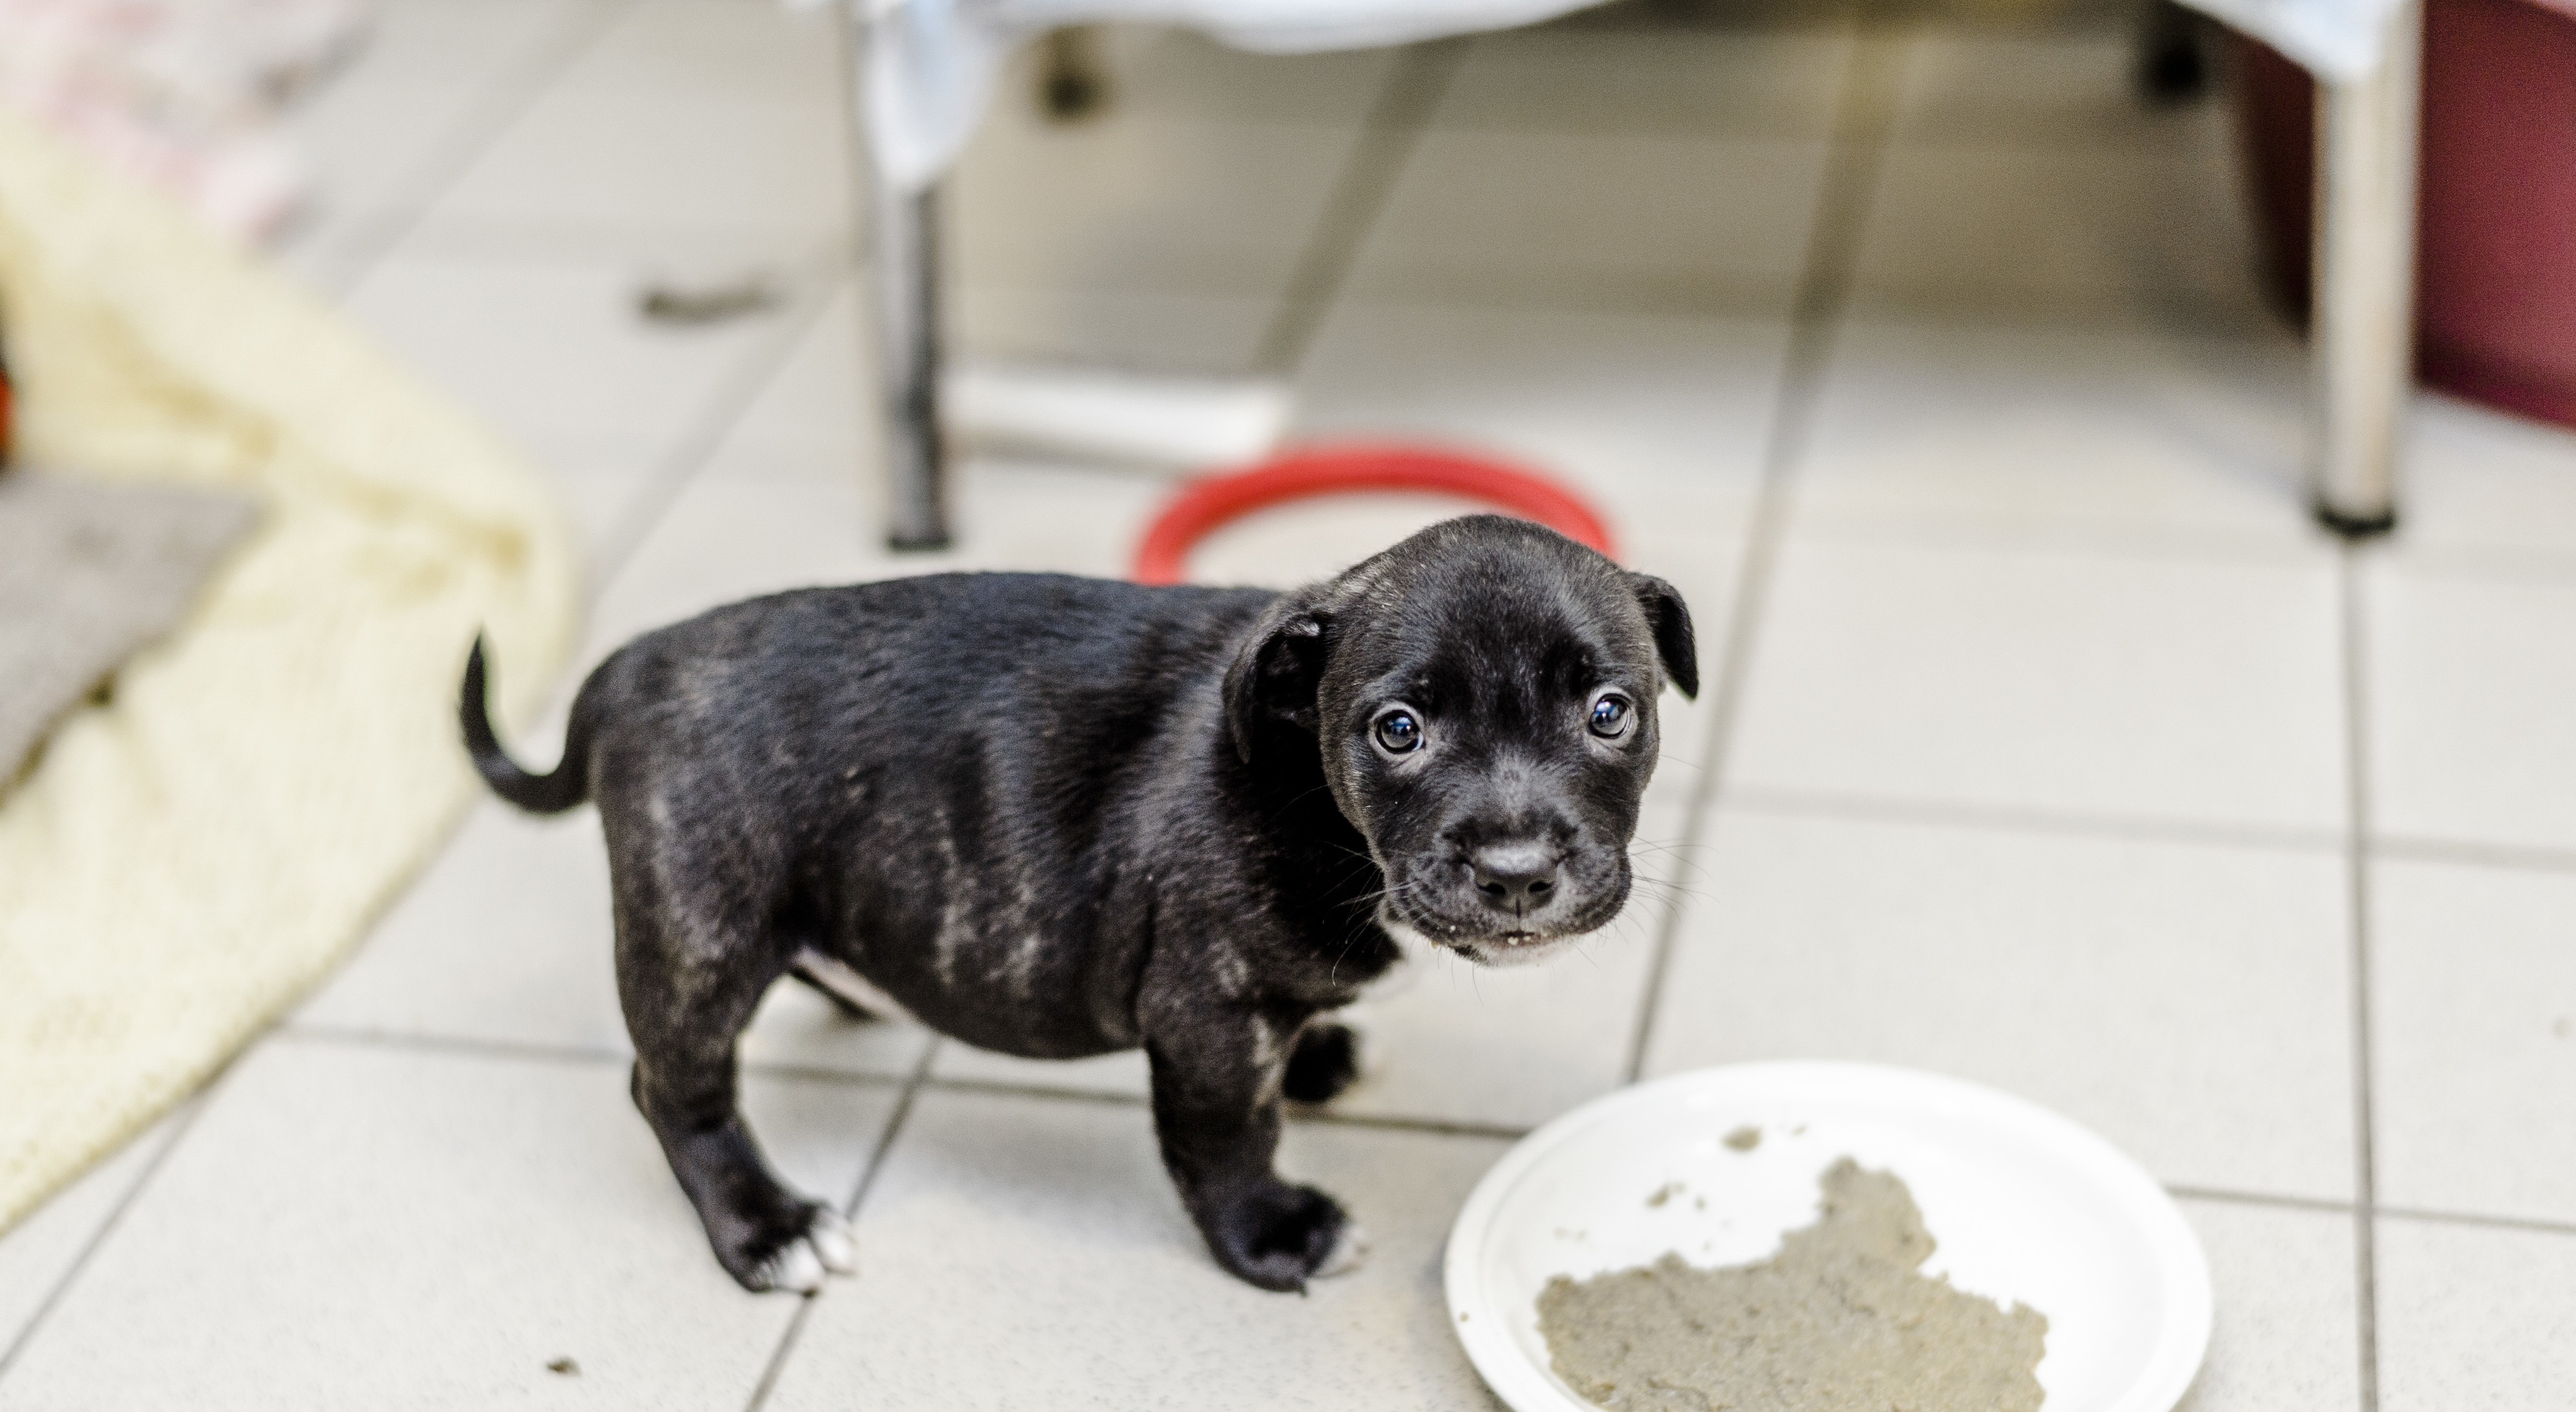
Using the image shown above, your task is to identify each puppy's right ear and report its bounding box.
[1223,597,1332,764]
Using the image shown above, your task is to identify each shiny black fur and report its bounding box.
[460,516,1695,1293]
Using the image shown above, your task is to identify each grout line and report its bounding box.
[276,1023,1531,1141]
[1783,510,2355,571]
[738,1061,911,1092]
[2374,1204,2576,1241]
[742,1041,941,1412]
[1250,39,1471,374]
[282,1020,927,1093]
[277,1022,629,1069]
[2373,833,2576,876]
[1288,1107,1530,1143]
[586,272,850,590]
[913,1074,1533,1142]
[2169,1184,2576,1242]
[0,1095,216,1387]
[2163,1184,2361,1219]
[307,0,640,297]
[917,1075,1146,1110]
[1620,25,1904,1086]
[1722,785,2348,855]
[2337,546,2384,1412]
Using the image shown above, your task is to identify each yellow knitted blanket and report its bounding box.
[0,109,580,1233]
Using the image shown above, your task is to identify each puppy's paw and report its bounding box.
[1282,1022,1363,1106]
[1208,1182,1355,1293]
[738,1206,857,1293]
[1313,1218,1370,1278]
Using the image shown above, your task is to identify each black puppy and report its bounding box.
[459,515,1694,1294]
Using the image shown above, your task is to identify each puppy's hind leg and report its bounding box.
[616,900,856,1293]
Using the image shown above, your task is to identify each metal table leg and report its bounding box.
[2309,0,2422,538]
[836,2,951,551]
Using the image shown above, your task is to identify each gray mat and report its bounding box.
[0,470,260,784]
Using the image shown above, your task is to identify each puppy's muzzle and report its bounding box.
[1383,833,1629,959]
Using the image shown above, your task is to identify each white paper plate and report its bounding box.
[1445,1062,2212,1412]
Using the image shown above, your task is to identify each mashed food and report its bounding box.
[1536,1158,2048,1412]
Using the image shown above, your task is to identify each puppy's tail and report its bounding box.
[460,634,591,815]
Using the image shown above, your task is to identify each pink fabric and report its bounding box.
[0,0,369,242]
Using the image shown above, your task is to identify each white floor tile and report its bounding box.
[534,439,675,565]
[0,1111,187,1357]
[422,89,850,248]
[274,0,610,264]
[2376,1217,2576,1412]
[707,283,875,477]
[953,113,1368,297]
[585,456,1165,656]
[1644,809,2356,1199]
[414,0,849,247]
[565,0,846,107]
[714,281,1283,488]
[1435,27,1849,136]
[932,1044,1153,1098]
[1331,922,1659,1130]
[0,1040,896,1412]
[1791,318,2313,547]
[2386,394,2576,569]
[1891,29,2233,147]
[2372,859,2576,1226]
[1344,127,1828,313]
[952,282,1282,378]
[762,1088,1505,1410]
[1292,299,1786,524]
[1730,533,2348,833]
[2366,562,2576,854]
[1849,137,2269,328]
[341,248,793,483]
[1011,27,1398,128]
[2170,1199,2362,1412]
[298,799,935,1078]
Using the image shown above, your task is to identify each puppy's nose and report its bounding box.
[1471,842,1559,911]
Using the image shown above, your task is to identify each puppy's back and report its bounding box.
[567,571,1276,825]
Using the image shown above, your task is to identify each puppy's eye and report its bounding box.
[1588,695,1634,740]
[1374,710,1422,754]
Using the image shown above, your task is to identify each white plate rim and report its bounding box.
[1443,1061,2215,1412]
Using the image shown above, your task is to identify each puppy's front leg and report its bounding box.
[1144,1011,1366,1292]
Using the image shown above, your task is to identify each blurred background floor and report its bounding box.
[5,0,2575,1407]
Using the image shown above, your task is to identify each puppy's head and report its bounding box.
[1224,515,1696,966]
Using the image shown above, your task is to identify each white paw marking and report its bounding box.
[764,1237,827,1294]
[809,1209,858,1275]
[1315,1220,1371,1279]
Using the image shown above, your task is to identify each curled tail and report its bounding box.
[461,635,591,814]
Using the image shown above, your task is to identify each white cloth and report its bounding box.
[2183,0,2406,81]
[833,0,1605,190]
[825,0,2410,193]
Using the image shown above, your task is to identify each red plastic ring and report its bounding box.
[1131,443,1616,585]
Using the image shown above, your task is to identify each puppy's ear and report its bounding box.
[1628,572,1698,699]
[1223,598,1332,764]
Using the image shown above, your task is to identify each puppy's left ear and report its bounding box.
[1223,597,1334,763]
[1628,572,1698,699]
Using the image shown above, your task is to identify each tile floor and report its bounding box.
[7,1,2575,1407]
